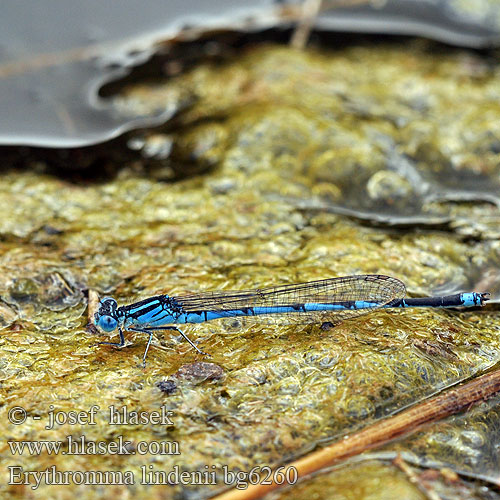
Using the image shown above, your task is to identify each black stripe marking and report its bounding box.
[126,303,162,319]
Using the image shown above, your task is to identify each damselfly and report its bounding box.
[93,274,489,366]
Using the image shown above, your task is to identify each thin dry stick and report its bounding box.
[290,0,372,49]
[87,290,100,324]
[212,368,500,500]
[290,0,324,49]
[393,455,441,500]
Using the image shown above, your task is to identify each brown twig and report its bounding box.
[290,0,372,49]
[87,289,100,324]
[393,454,442,500]
[212,368,500,500]
[290,0,324,49]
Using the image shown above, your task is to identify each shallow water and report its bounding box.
[1,0,500,147]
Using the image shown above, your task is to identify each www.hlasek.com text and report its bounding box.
[8,434,179,456]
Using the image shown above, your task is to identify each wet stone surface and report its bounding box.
[0,39,500,500]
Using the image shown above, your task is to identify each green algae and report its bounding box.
[273,457,498,500]
[117,42,500,231]
[274,460,427,500]
[1,39,500,500]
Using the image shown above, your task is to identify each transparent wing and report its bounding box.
[173,275,406,326]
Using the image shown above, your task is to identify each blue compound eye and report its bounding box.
[97,315,117,333]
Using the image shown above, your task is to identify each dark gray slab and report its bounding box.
[1,0,499,147]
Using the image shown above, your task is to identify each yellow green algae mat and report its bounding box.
[1,39,500,500]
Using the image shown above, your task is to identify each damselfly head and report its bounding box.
[94,297,118,333]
